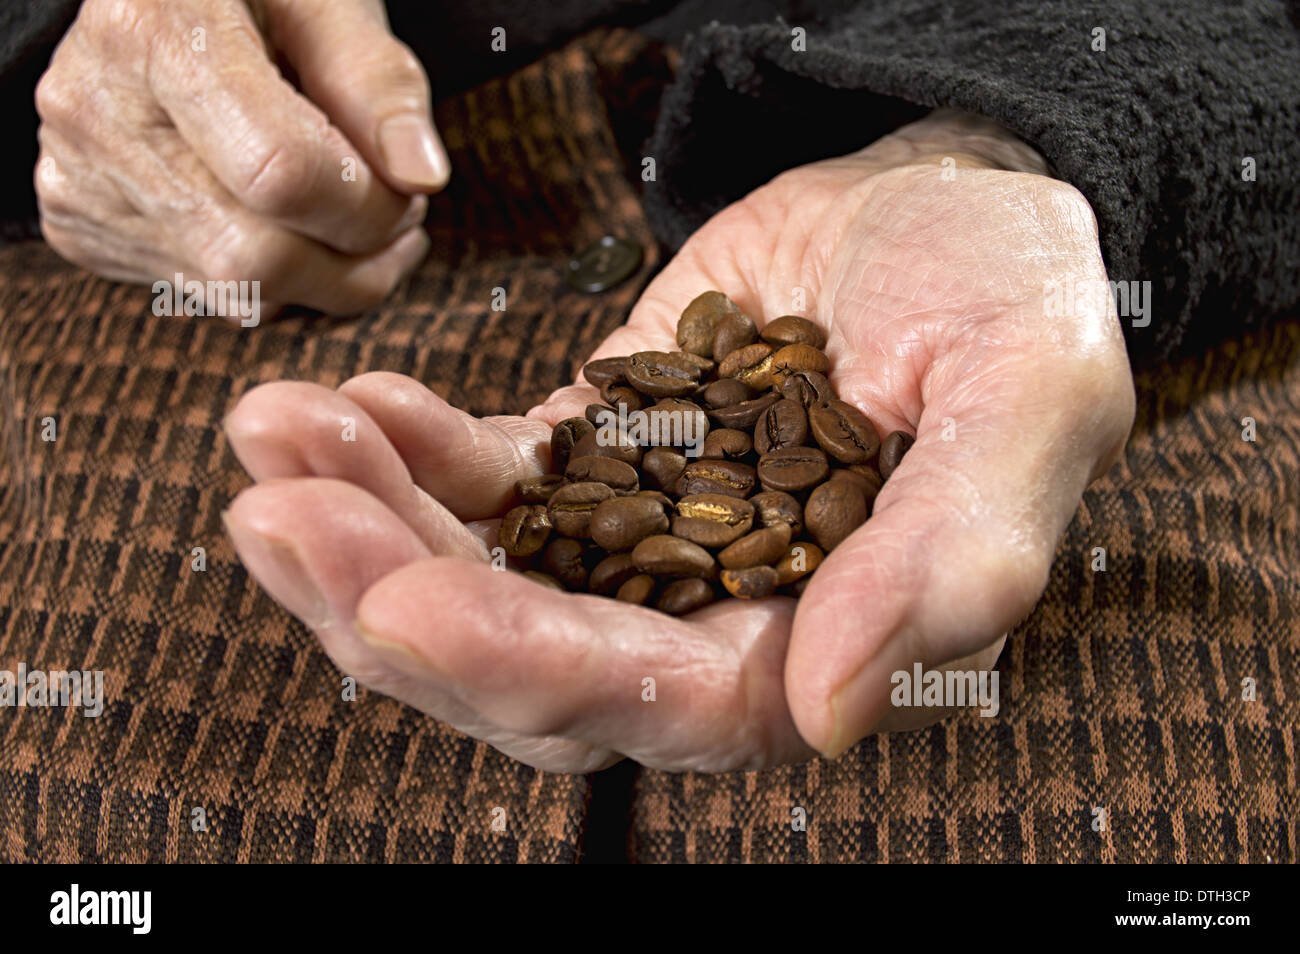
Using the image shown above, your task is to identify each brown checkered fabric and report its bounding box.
[0,28,1296,864]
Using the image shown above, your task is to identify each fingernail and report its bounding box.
[355,618,450,685]
[221,511,332,628]
[377,115,450,190]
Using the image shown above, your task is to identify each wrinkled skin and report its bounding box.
[223,109,1135,773]
[34,0,445,314]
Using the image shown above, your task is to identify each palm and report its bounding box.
[225,139,1134,772]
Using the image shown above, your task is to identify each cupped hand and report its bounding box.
[223,110,1134,771]
[35,0,445,315]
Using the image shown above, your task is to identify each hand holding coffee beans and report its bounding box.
[496,291,913,614]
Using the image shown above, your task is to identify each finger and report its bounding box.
[354,557,815,771]
[786,351,1131,756]
[265,0,450,193]
[147,0,422,253]
[337,372,550,519]
[224,380,484,560]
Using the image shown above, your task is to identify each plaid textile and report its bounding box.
[0,29,1295,863]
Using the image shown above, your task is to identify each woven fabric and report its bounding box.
[0,28,1296,864]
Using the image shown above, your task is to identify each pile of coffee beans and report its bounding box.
[497,291,914,615]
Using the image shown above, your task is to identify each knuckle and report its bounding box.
[198,225,282,286]
[238,136,322,215]
[34,72,78,126]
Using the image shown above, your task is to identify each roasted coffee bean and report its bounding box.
[571,428,643,467]
[543,538,589,589]
[756,445,829,492]
[499,504,552,556]
[750,490,803,537]
[778,369,832,408]
[632,535,716,578]
[550,418,594,473]
[582,356,628,390]
[677,291,739,356]
[641,447,687,491]
[657,578,715,615]
[754,398,808,454]
[809,399,880,464]
[625,351,702,398]
[590,496,671,552]
[601,381,645,413]
[720,565,778,599]
[760,315,827,349]
[523,570,566,590]
[805,479,867,551]
[718,524,792,570]
[701,428,753,460]
[564,455,639,492]
[706,391,780,429]
[515,473,565,504]
[585,403,612,426]
[878,430,915,479]
[548,482,615,538]
[648,397,710,450]
[616,574,656,604]
[775,541,824,585]
[671,494,754,548]
[717,342,775,389]
[702,377,752,409]
[768,344,830,385]
[712,311,758,361]
[589,552,640,595]
[830,465,882,508]
[676,459,757,498]
[678,352,716,376]
[636,489,675,512]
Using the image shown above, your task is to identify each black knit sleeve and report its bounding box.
[643,2,1300,362]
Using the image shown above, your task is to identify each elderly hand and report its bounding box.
[222,110,1134,771]
[34,0,443,315]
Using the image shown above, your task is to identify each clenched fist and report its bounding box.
[34,0,445,314]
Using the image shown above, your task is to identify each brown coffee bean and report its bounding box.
[676,459,757,498]
[542,538,589,588]
[718,524,792,569]
[768,344,830,384]
[636,489,674,512]
[760,315,827,349]
[671,494,755,548]
[590,496,671,552]
[809,399,880,464]
[805,479,867,551]
[712,311,758,361]
[878,430,915,479]
[641,447,687,491]
[589,552,640,595]
[601,381,645,413]
[706,391,779,429]
[702,377,752,409]
[582,356,628,390]
[778,370,832,408]
[677,291,739,356]
[571,429,643,468]
[499,504,552,556]
[523,570,565,590]
[830,465,882,509]
[564,455,639,492]
[678,352,716,377]
[632,535,716,578]
[548,482,615,538]
[648,397,710,449]
[717,342,775,389]
[756,446,829,492]
[550,418,594,473]
[750,490,803,537]
[657,578,715,615]
[616,574,656,604]
[701,428,753,460]
[585,403,612,426]
[515,473,565,504]
[753,398,809,454]
[720,565,779,599]
[774,541,825,585]
[625,351,702,398]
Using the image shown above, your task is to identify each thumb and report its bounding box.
[266,0,450,193]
